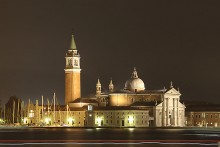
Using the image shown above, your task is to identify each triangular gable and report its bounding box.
[156,101,163,107]
[178,101,186,108]
[165,88,181,95]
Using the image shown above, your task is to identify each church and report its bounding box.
[18,34,185,127]
[64,34,186,127]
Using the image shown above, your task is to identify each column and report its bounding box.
[177,98,179,126]
[162,97,166,126]
[173,98,176,126]
[166,98,169,126]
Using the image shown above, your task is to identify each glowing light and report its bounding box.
[128,128,134,132]
[45,118,51,124]
[89,114,92,117]
[97,117,102,126]
[88,105,93,111]
[67,117,74,125]
[29,110,34,118]
[128,116,134,123]
[23,117,28,124]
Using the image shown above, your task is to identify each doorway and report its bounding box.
[122,120,124,126]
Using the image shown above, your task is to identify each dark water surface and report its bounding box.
[0,127,219,146]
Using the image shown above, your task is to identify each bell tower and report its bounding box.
[64,34,81,104]
[109,78,114,92]
[96,78,101,96]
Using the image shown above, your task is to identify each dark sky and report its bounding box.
[0,0,220,105]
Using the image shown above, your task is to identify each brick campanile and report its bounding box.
[64,34,81,104]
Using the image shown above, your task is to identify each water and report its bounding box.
[0,127,219,146]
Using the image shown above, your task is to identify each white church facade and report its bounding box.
[93,68,185,127]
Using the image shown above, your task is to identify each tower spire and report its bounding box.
[70,33,76,50]
[97,78,101,85]
[96,78,101,96]
[109,78,114,92]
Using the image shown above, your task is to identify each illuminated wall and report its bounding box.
[186,112,220,127]
[108,93,163,106]
[85,109,149,127]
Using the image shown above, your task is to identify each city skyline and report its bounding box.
[0,0,220,105]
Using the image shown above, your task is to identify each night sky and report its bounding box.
[0,0,220,105]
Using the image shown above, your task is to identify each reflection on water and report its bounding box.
[0,142,217,147]
[0,127,219,147]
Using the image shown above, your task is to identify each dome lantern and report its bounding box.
[131,67,138,78]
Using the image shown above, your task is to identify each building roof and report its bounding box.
[70,98,98,104]
[92,106,149,111]
[110,89,165,94]
[186,104,220,112]
[130,101,160,107]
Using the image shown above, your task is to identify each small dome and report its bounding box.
[124,67,145,92]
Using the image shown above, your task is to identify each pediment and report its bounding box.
[156,101,163,107]
[165,88,181,95]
